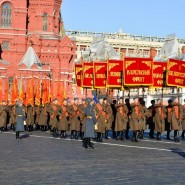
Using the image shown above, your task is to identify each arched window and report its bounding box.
[43,13,48,31]
[1,2,12,27]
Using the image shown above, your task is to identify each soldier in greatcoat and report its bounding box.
[78,98,87,139]
[68,98,81,139]
[154,99,167,140]
[147,100,156,139]
[165,99,173,140]
[114,97,128,140]
[103,97,113,139]
[58,99,69,138]
[48,98,60,137]
[125,98,132,140]
[94,95,106,142]
[0,100,8,132]
[83,98,97,149]
[38,104,48,131]
[15,100,25,140]
[181,99,185,139]
[26,103,35,132]
[130,96,144,142]
[169,97,183,142]
[8,101,16,131]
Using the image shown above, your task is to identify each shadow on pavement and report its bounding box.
[170,148,185,158]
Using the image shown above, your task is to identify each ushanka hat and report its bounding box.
[74,97,79,101]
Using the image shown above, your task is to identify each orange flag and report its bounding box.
[42,78,48,105]
[4,79,9,102]
[19,79,25,102]
[25,78,34,106]
[56,80,61,103]
[11,77,18,103]
[35,79,41,105]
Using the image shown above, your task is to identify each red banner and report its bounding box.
[167,59,185,87]
[93,62,107,88]
[124,57,153,86]
[153,62,167,87]
[74,63,83,87]
[82,62,93,88]
[107,60,123,88]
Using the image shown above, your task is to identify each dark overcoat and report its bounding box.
[15,106,25,132]
[84,104,97,138]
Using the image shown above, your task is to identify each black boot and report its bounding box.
[166,130,171,140]
[81,132,84,140]
[88,138,94,149]
[181,130,185,139]
[83,138,88,149]
[105,130,109,139]
[75,131,80,140]
[149,129,155,139]
[53,128,57,137]
[135,132,139,142]
[70,130,75,139]
[174,130,180,142]
[120,131,125,140]
[156,132,161,140]
[116,131,120,140]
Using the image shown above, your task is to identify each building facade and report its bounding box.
[0,0,77,100]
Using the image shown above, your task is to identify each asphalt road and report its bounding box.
[0,131,185,185]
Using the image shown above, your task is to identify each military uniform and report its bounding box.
[104,101,113,139]
[78,101,87,139]
[166,101,173,139]
[58,102,69,138]
[94,100,106,142]
[0,104,7,131]
[181,103,185,139]
[130,102,144,142]
[154,104,167,140]
[38,105,48,131]
[8,104,16,130]
[114,103,128,140]
[26,103,35,131]
[83,98,97,149]
[170,102,183,142]
[148,102,156,139]
[68,99,81,139]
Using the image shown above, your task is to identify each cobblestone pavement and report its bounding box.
[0,131,185,185]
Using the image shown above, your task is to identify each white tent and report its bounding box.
[82,38,120,61]
[18,46,42,68]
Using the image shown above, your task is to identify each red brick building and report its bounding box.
[0,0,78,100]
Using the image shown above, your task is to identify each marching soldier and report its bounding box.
[114,97,128,140]
[48,98,60,137]
[166,99,173,140]
[130,97,144,142]
[68,98,81,139]
[8,101,16,131]
[154,99,167,140]
[38,104,48,131]
[83,98,97,149]
[94,95,106,142]
[15,99,25,140]
[34,104,41,130]
[139,99,150,139]
[170,97,183,142]
[148,100,156,139]
[58,99,69,139]
[103,97,113,139]
[0,100,8,132]
[78,98,87,139]
[26,103,35,132]
[181,99,185,139]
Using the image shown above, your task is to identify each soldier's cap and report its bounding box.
[133,96,138,100]
[52,98,58,102]
[119,97,123,100]
[62,98,68,102]
[170,96,176,102]
[74,97,79,101]
[168,99,173,103]
[2,100,6,103]
[98,95,105,100]
[82,98,86,101]
[103,97,107,101]
[86,98,93,104]
[156,98,162,101]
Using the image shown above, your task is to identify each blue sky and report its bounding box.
[62,0,185,38]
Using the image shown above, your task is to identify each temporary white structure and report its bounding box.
[81,38,120,61]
